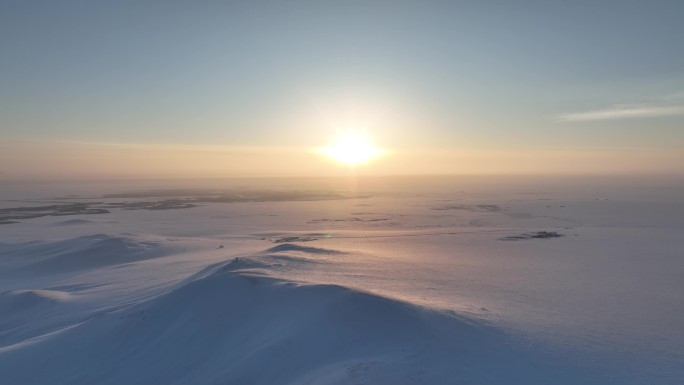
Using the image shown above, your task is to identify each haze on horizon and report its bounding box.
[2,1,684,179]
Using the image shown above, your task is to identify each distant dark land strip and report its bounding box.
[0,189,368,225]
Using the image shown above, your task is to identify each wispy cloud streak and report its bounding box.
[557,94,684,122]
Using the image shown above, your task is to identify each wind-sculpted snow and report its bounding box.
[0,289,71,310]
[0,289,79,347]
[0,243,616,385]
[0,234,172,275]
[0,289,72,327]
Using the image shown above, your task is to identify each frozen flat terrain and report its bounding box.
[0,176,682,384]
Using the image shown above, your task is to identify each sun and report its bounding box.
[323,130,381,166]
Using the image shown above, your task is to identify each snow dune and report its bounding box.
[0,289,72,328]
[0,234,171,275]
[0,239,611,385]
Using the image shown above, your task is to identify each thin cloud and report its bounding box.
[557,93,684,122]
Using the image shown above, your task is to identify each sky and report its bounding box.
[1,0,683,178]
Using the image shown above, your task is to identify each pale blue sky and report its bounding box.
[1,1,683,177]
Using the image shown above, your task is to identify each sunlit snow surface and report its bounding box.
[0,176,682,384]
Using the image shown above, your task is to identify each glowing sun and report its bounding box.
[323,130,381,165]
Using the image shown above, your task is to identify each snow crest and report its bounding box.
[0,242,618,384]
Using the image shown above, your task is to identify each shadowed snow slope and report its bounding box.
[0,289,79,347]
[0,249,612,385]
[0,234,169,275]
[0,289,71,327]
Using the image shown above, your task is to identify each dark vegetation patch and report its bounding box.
[106,200,198,211]
[499,231,564,241]
[0,204,110,224]
[273,236,318,243]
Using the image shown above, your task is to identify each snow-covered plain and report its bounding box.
[0,176,682,384]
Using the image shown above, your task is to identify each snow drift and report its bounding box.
[0,243,612,385]
[0,234,170,275]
